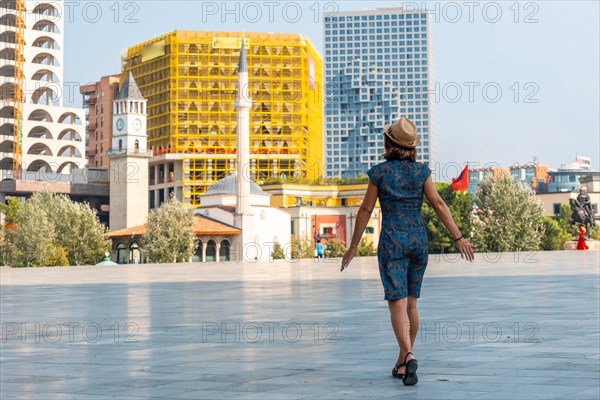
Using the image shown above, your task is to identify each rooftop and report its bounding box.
[108,214,240,237]
[116,72,144,101]
[203,175,269,196]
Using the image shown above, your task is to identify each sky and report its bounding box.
[61,1,600,174]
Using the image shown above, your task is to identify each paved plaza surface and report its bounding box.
[1,251,599,399]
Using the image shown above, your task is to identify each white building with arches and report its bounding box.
[1,0,86,179]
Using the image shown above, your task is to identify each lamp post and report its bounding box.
[348,211,357,244]
[300,213,307,240]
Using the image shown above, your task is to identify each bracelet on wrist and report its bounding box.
[453,235,463,242]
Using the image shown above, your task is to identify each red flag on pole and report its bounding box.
[451,165,469,191]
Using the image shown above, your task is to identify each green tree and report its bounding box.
[27,191,110,266]
[357,237,376,256]
[0,197,23,225]
[324,238,347,258]
[271,242,286,260]
[143,196,197,263]
[291,237,314,259]
[471,174,545,252]
[540,216,571,250]
[3,191,111,267]
[7,198,56,267]
[47,246,69,267]
[63,201,110,265]
[422,182,473,253]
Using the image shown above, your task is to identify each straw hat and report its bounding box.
[384,117,420,148]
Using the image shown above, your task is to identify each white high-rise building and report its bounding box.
[324,7,435,178]
[0,0,86,180]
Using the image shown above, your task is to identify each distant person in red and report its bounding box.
[576,225,589,250]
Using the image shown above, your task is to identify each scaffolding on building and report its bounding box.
[10,0,25,179]
[122,31,323,207]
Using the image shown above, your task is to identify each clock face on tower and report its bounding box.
[116,118,125,131]
[133,118,142,131]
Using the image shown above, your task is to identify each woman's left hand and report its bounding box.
[340,246,357,272]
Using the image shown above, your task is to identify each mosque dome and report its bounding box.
[204,175,268,196]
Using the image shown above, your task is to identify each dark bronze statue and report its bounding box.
[569,187,594,239]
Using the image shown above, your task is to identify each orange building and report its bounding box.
[469,162,549,195]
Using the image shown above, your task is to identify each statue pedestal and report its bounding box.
[564,240,600,250]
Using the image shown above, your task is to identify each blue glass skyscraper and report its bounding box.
[324,8,434,178]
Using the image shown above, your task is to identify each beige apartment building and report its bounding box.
[80,75,120,169]
[536,175,600,221]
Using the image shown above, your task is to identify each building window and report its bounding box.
[129,241,141,264]
[219,240,231,261]
[194,240,203,262]
[115,243,127,264]
[365,227,375,234]
[593,204,598,215]
[553,203,561,215]
[206,240,217,262]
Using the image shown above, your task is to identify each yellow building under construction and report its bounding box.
[122,30,323,207]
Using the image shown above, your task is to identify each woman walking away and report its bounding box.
[340,117,475,386]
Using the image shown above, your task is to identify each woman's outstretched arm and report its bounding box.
[341,179,378,271]
[423,176,475,261]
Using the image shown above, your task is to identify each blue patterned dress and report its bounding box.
[366,160,432,300]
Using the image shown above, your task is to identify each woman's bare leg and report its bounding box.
[389,297,418,374]
[407,296,419,348]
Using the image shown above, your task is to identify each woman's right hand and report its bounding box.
[455,238,475,262]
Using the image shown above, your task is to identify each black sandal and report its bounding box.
[401,352,418,386]
[392,361,405,379]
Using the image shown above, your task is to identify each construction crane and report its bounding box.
[12,0,25,179]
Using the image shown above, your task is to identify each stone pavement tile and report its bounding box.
[533,377,600,387]
[417,373,537,385]
[0,382,124,397]
[0,392,26,400]
[420,367,505,377]
[88,378,185,389]
[473,383,586,400]
[164,389,314,400]
[104,387,197,399]
[0,392,136,400]
[495,368,599,379]
[157,379,243,391]
[561,386,600,400]
[303,385,419,400]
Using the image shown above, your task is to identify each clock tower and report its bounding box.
[108,72,151,231]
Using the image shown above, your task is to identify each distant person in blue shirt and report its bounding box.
[315,242,324,259]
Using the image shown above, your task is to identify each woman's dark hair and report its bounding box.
[383,134,417,162]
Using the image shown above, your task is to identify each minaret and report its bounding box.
[234,37,254,245]
[108,72,151,231]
